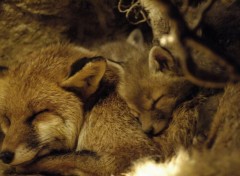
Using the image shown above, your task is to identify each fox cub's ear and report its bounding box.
[62,56,106,99]
[0,66,8,77]
[127,29,144,50]
[149,46,175,74]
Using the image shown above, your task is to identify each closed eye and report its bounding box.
[2,114,10,126]
[151,95,165,110]
[130,109,140,118]
[0,115,11,134]
[107,58,125,66]
[26,109,50,124]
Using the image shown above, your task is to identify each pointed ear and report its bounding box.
[149,46,175,74]
[0,66,8,77]
[61,56,106,99]
[127,29,144,49]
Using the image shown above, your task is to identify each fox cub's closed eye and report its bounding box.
[26,109,50,124]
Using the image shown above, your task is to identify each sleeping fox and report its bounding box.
[0,44,160,175]
[99,29,194,136]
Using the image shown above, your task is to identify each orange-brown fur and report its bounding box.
[0,44,161,175]
[0,44,96,166]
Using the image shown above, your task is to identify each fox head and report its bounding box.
[105,29,193,136]
[0,44,106,166]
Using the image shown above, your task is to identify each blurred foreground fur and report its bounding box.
[127,148,240,176]
[139,0,240,87]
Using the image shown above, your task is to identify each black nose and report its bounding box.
[0,151,14,164]
[145,127,155,138]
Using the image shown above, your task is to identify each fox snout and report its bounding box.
[0,134,40,166]
[140,112,170,137]
[0,151,14,164]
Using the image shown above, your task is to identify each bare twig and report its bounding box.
[118,0,149,25]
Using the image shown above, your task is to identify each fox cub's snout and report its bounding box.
[0,44,106,166]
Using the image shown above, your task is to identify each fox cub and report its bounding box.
[99,29,194,136]
[0,44,160,175]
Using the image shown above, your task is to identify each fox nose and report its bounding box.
[0,151,14,164]
[145,127,155,138]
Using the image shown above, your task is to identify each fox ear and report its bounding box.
[127,29,144,50]
[61,56,106,99]
[149,46,175,74]
[0,66,8,77]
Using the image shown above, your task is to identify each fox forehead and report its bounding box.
[0,80,52,120]
[8,44,96,83]
[0,44,91,120]
[120,74,186,112]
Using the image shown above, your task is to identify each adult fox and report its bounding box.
[0,44,160,175]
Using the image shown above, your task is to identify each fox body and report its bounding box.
[0,44,160,175]
[99,29,194,135]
